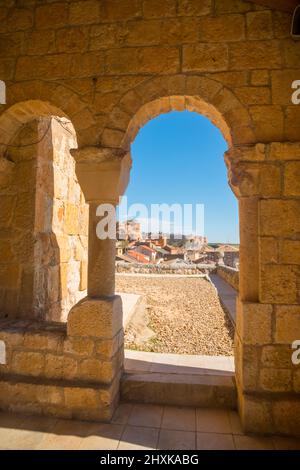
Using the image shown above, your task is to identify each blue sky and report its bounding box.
[121,111,239,244]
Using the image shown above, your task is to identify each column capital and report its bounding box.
[71,146,132,204]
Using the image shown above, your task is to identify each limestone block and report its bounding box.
[261,345,292,368]
[269,142,300,161]
[235,334,260,391]
[23,331,64,352]
[273,401,300,437]
[63,337,94,357]
[238,392,273,435]
[250,105,284,141]
[105,0,142,21]
[143,0,176,18]
[95,336,120,359]
[246,11,272,40]
[275,306,300,344]
[182,44,229,72]
[44,354,78,380]
[236,300,272,345]
[260,264,298,304]
[284,162,300,196]
[64,386,99,410]
[198,14,245,42]
[251,70,269,86]
[78,358,115,383]
[12,351,44,377]
[105,46,179,74]
[260,200,300,237]
[229,41,282,70]
[36,4,69,29]
[280,240,300,265]
[67,296,123,338]
[259,368,292,392]
[177,0,211,16]
[259,237,278,264]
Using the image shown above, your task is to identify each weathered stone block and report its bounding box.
[284,162,300,196]
[182,44,228,72]
[236,300,272,345]
[67,296,123,338]
[260,264,298,304]
[280,240,300,265]
[238,392,273,435]
[273,401,300,437]
[260,200,300,237]
[12,351,44,377]
[275,306,300,344]
[246,11,272,40]
[63,337,94,357]
[259,368,292,392]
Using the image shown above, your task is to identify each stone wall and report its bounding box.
[0,314,123,420]
[116,261,214,275]
[217,265,239,290]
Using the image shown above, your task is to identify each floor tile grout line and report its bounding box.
[156,405,165,450]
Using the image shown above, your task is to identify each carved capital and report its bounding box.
[225,144,266,198]
[71,146,132,204]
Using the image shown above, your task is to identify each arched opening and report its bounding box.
[0,102,88,322]
[115,102,239,401]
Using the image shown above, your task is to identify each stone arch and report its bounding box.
[3,81,96,148]
[101,74,255,151]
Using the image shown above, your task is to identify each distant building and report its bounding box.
[117,219,142,241]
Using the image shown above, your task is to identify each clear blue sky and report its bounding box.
[122,111,239,244]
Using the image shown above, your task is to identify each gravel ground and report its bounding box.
[116,275,234,356]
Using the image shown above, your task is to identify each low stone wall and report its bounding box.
[116,262,215,275]
[0,312,123,421]
[217,265,239,291]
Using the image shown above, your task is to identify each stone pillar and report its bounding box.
[226,143,300,437]
[67,146,132,421]
[87,202,116,298]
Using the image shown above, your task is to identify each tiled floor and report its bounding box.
[0,404,300,450]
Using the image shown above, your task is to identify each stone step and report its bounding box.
[121,350,237,409]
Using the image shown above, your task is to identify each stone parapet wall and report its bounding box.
[0,312,123,420]
[217,265,239,291]
[116,261,215,275]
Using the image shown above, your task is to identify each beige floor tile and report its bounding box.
[128,404,163,428]
[228,411,244,435]
[35,418,97,450]
[234,435,274,450]
[162,406,196,432]
[273,436,300,450]
[112,403,133,425]
[79,424,124,450]
[197,432,235,450]
[158,429,196,450]
[196,409,231,434]
[0,427,47,450]
[118,425,159,450]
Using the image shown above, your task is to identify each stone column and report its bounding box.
[87,202,116,298]
[67,146,132,421]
